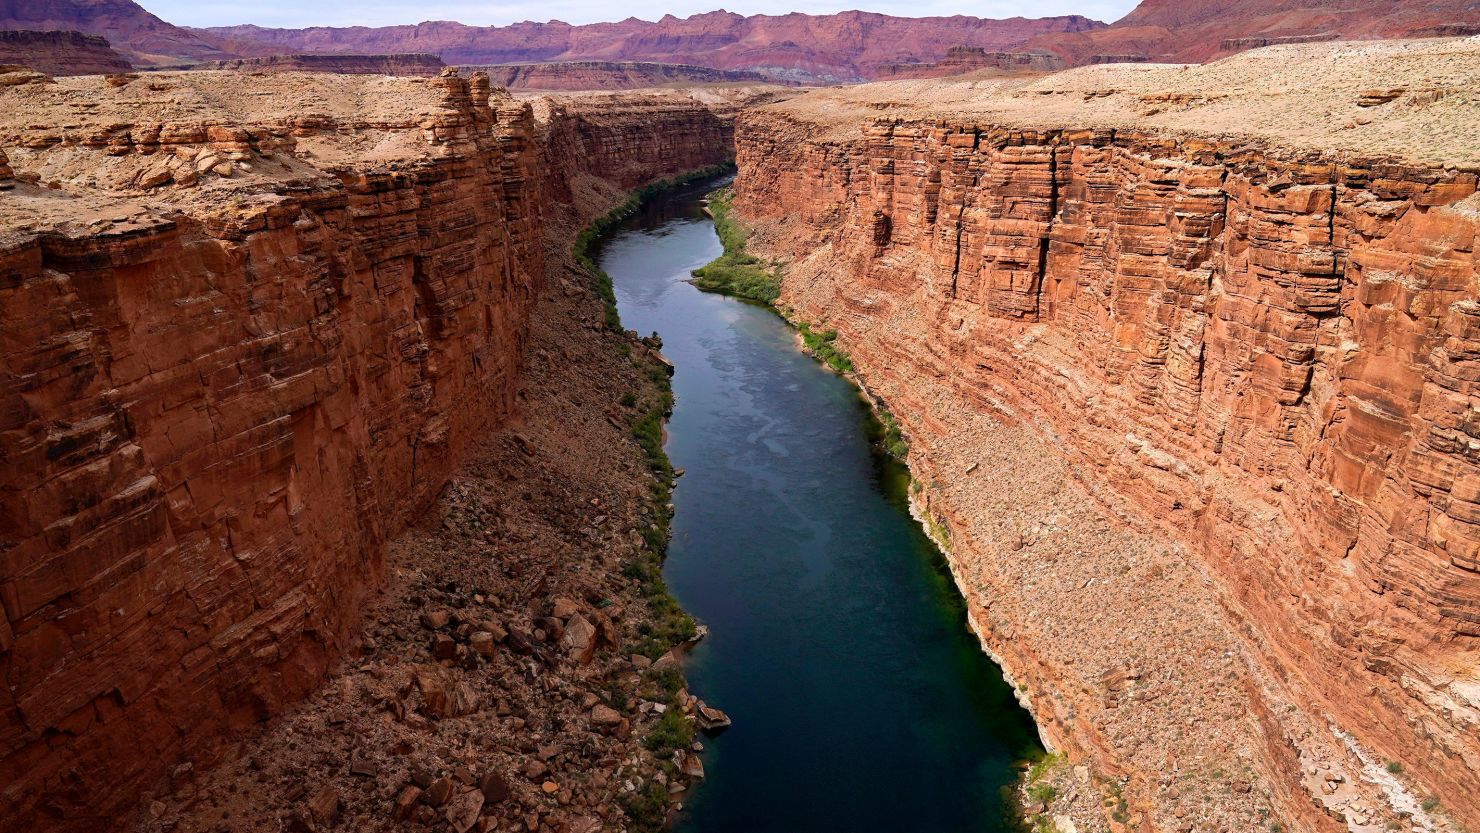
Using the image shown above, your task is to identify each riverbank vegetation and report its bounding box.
[689,186,783,303]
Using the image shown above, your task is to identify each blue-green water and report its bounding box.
[597,178,1043,833]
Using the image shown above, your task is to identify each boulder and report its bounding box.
[444,788,484,833]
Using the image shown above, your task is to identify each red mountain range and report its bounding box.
[197,10,1106,82]
[2,0,1479,79]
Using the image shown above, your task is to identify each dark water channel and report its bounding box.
[595,177,1043,833]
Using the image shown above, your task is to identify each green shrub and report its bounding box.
[796,322,853,374]
[643,709,695,757]
[1028,782,1059,806]
[1026,752,1063,784]
[1386,761,1403,775]
[690,187,782,304]
[874,404,909,461]
[621,779,670,832]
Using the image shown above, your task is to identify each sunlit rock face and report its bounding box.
[0,69,745,831]
[730,50,1480,830]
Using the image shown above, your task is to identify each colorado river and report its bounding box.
[596,177,1043,832]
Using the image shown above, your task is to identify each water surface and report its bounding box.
[597,178,1042,833]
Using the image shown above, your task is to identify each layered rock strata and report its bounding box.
[0,70,747,830]
[0,69,543,830]
[531,88,776,203]
[731,39,1480,833]
[874,46,1064,79]
[0,0,238,65]
[461,61,784,91]
[0,29,132,74]
[186,53,445,75]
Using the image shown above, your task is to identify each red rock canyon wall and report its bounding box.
[0,72,742,831]
[732,112,1480,828]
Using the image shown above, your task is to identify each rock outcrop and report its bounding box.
[187,53,445,75]
[0,29,131,74]
[533,88,772,202]
[731,37,1480,833]
[462,60,786,91]
[201,10,1107,83]
[874,47,1065,79]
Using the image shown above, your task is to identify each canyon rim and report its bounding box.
[3,1,1480,833]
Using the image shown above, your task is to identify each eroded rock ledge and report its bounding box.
[0,69,758,830]
[731,37,1480,833]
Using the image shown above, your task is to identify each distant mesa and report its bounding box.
[185,53,446,76]
[874,46,1065,79]
[461,61,794,90]
[0,29,132,75]
[0,0,238,66]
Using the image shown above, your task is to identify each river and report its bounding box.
[596,176,1042,833]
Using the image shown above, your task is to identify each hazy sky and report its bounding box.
[139,0,1142,29]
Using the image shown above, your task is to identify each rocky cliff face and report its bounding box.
[461,61,785,91]
[187,53,445,75]
[532,88,773,203]
[0,68,757,828]
[0,29,132,74]
[0,69,746,831]
[731,39,1480,833]
[873,46,1064,79]
[0,69,543,829]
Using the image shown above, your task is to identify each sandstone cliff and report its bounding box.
[0,68,756,830]
[0,29,131,74]
[461,61,785,91]
[0,69,544,829]
[874,46,1064,79]
[531,87,775,205]
[731,37,1480,833]
[187,53,445,75]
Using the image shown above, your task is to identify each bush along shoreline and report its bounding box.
[689,185,911,464]
[570,164,734,831]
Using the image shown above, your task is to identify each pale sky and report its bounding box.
[139,0,1142,30]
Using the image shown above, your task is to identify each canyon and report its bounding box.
[0,65,760,831]
[729,36,1480,833]
[4,6,1480,833]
